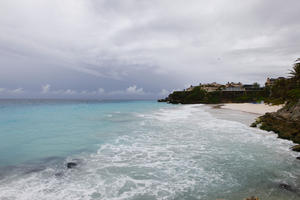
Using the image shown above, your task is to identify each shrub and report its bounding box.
[287,88,300,101]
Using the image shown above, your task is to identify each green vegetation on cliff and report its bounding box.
[264,58,300,105]
[160,86,267,104]
[159,59,300,106]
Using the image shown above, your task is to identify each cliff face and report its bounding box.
[252,100,300,144]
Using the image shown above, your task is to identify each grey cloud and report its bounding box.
[41,84,105,96]
[0,0,299,98]
[0,87,25,95]
[39,83,152,99]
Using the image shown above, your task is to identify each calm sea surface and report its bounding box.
[0,99,299,200]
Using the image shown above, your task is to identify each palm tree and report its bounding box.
[289,58,300,88]
[290,58,300,79]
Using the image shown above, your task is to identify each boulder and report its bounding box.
[292,144,300,152]
[244,197,259,200]
[67,162,77,169]
[55,172,64,177]
[253,100,300,144]
[279,183,295,192]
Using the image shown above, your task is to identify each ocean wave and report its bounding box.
[0,105,300,200]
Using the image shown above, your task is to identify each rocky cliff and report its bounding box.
[252,100,300,148]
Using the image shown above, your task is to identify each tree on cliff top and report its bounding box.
[290,58,300,81]
[287,58,300,102]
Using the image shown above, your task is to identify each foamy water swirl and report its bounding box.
[0,105,300,200]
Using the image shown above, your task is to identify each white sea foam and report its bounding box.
[0,105,300,200]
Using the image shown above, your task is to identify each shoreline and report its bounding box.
[204,104,260,126]
[220,103,283,115]
[204,103,282,127]
[208,102,300,153]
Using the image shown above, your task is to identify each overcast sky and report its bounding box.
[0,0,299,99]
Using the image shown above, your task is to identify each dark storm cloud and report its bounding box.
[0,0,299,98]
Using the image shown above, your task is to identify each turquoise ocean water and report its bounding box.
[0,100,300,200]
[0,100,166,166]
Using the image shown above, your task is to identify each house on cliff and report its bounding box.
[200,82,223,92]
[186,85,195,91]
[223,86,245,92]
[222,82,245,92]
[243,83,263,91]
[265,77,285,87]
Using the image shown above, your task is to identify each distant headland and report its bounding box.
[158,80,273,104]
[159,58,300,150]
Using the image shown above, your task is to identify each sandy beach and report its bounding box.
[221,103,283,115]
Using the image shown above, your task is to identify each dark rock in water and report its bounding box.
[245,197,259,200]
[157,98,167,102]
[55,172,64,177]
[279,183,295,192]
[250,122,257,127]
[296,156,300,160]
[250,118,261,128]
[67,162,77,169]
[292,144,300,152]
[212,104,223,109]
